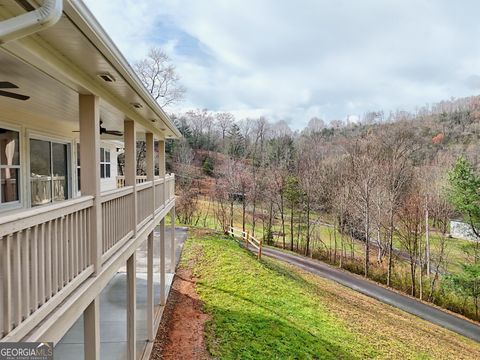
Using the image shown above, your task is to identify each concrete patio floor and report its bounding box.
[54,227,187,360]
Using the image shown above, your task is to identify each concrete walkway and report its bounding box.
[55,227,187,360]
[261,246,480,343]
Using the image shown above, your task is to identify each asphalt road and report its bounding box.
[260,246,480,343]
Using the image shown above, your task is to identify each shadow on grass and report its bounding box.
[204,305,365,360]
[186,235,376,359]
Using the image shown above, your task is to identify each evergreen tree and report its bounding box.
[227,123,245,159]
[447,156,480,239]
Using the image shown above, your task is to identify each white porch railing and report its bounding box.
[154,178,164,210]
[116,175,147,188]
[137,181,154,225]
[0,196,94,339]
[100,186,134,258]
[0,175,175,341]
[165,174,175,200]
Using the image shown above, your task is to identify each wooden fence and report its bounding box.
[227,226,262,260]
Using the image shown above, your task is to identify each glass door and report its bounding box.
[0,128,21,205]
[52,142,68,201]
[30,138,70,206]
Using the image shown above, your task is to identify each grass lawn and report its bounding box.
[392,232,473,274]
[181,229,480,360]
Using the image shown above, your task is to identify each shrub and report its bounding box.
[202,156,215,176]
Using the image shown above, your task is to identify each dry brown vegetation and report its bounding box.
[284,261,480,360]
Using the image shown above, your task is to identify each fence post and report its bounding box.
[259,238,262,260]
[245,231,249,249]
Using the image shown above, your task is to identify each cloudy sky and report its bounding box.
[83,0,480,129]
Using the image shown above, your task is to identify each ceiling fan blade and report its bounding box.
[103,130,123,136]
[0,90,30,101]
[0,82,18,89]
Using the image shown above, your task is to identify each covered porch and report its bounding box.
[54,226,186,360]
[0,1,181,359]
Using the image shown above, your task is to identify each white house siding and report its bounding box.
[100,140,119,192]
[450,220,479,241]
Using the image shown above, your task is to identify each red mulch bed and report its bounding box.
[150,268,211,359]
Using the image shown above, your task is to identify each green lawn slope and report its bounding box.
[181,229,480,360]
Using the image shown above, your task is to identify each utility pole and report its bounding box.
[425,195,431,276]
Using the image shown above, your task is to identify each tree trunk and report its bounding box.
[425,205,430,276]
[364,204,370,278]
[376,196,383,263]
[268,201,273,245]
[290,206,294,251]
[419,262,423,301]
[329,229,332,261]
[377,225,382,263]
[350,229,355,260]
[339,212,344,268]
[305,197,311,257]
[252,198,256,236]
[475,296,479,320]
[410,261,416,297]
[387,205,394,287]
[333,220,338,264]
[280,194,286,249]
[242,197,246,232]
[297,212,302,252]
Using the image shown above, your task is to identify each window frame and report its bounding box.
[27,131,73,207]
[100,147,111,179]
[0,122,22,211]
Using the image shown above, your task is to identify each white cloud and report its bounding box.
[83,0,480,129]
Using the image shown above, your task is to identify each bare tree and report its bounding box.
[376,125,415,286]
[250,117,269,236]
[346,138,379,277]
[215,112,235,149]
[396,191,425,297]
[134,47,186,107]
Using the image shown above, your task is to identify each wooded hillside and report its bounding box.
[163,94,480,321]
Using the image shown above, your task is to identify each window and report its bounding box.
[100,147,111,178]
[0,128,20,204]
[30,138,70,206]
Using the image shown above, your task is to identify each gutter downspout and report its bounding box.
[0,0,63,44]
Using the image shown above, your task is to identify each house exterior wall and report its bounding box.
[450,220,479,241]
[100,141,119,192]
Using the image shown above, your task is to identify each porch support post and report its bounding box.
[159,218,166,306]
[146,132,155,215]
[79,94,102,274]
[170,207,176,273]
[147,231,154,341]
[158,140,166,206]
[83,297,100,360]
[127,252,136,360]
[124,120,137,233]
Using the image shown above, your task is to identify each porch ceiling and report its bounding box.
[0,48,79,133]
[0,49,134,140]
